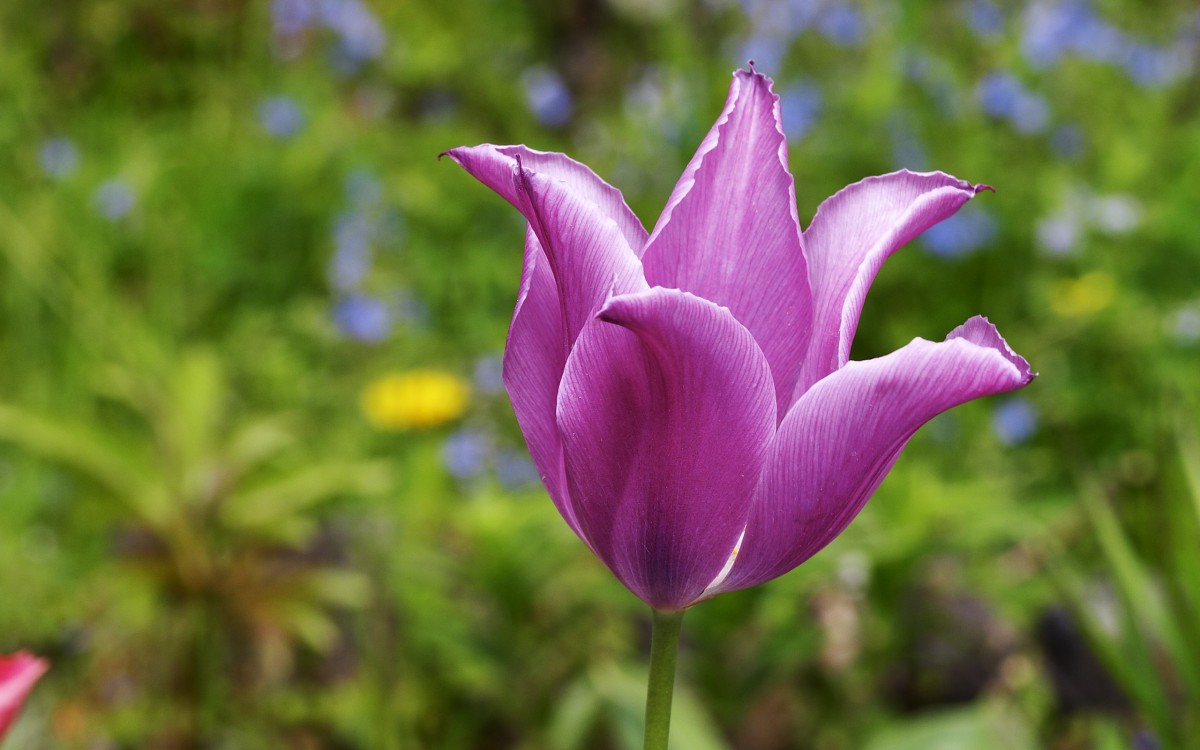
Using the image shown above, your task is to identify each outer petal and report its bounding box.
[642,68,812,415]
[0,652,48,738]
[718,317,1034,593]
[556,288,777,610]
[502,228,585,540]
[444,145,649,346]
[443,144,648,255]
[794,170,991,400]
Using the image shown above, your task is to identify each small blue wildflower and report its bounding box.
[328,237,371,292]
[976,72,1024,118]
[332,293,392,342]
[1035,213,1081,256]
[1168,305,1200,345]
[521,66,574,128]
[442,429,491,481]
[473,355,505,396]
[1020,0,1094,68]
[94,180,136,221]
[966,0,1005,39]
[976,73,1049,134]
[1022,0,1128,67]
[737,34,785,77]
[993,398,1038,445]
[1124,43,1187,88]
[495,449,540,491]
[39,137,79,179]
[344,169,382,208]
[258,95,305,138]
[779,81,822,141]
[817,2,864,46]
[320,0,385,63]
[271,0,317,36]
[1010,90,1050,134]
[1132,729,1161,750]
[1050,124,1084,158]
[334,209,374,249]
[920,204,997,259]
[1088,194,1141,234]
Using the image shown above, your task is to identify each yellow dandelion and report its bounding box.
[360,370,471,430]
[1050,271,1116,318]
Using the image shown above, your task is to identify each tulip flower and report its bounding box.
[0,652,48,740]
[445,66,1034,748]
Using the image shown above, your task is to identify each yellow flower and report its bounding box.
[360,370,471,430]
[1050,271,1116,318]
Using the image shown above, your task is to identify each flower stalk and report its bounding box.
[644,608,685,750]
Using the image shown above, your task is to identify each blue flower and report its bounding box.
[779,81,822,141]
[1021,0,1128,68]
[328,211,374,290]
[344,169,382,208]
[966,0,1005,38]
[920,204,997,259]
[1035,211,1082,256]
[332,293,392,342]
[976,73,1050,134]
[992,398,1038,445]
[271,0,317,36]
[817,2,864,46]
[521,66,574,128]
[1010,91,1050,134]
[442,429,491,481]
[976,72,1024,118]
[1168,305,1200,346]
[495,449,540,490]
[320,0,385,63]
[1021,0,1095,68]
[258,95,305,138]
[38,137,79,179]
[94,180,136,221]
[737,34,785,77]
[473,355,505,396]
[1050,124,1084,158]
[1123,43,1187,87]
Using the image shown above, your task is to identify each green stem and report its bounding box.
[643,608,685,750]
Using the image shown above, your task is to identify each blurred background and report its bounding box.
[1,0,1199,747]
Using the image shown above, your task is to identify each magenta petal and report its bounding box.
[794,170,990,400]
[642,69,812,415]
[502,228,587,540]
[443,144,648,255]
[556,288,777,610]
[0,652,48,738]
[719,317,1034,593]
[444,145,649,345]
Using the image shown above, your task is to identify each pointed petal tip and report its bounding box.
[947,316,1036,384]
[735,63,776,89]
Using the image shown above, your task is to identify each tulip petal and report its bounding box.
[444,145,649,345]
[642,68,812,415]
[794,170,990,400]
[444,144,648,255]
[0,651,48,738]
[503,228,585,540]
[557,288,777,610]
[719,317,1034,593]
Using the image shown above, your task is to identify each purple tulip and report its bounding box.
[444,67,1035,612]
